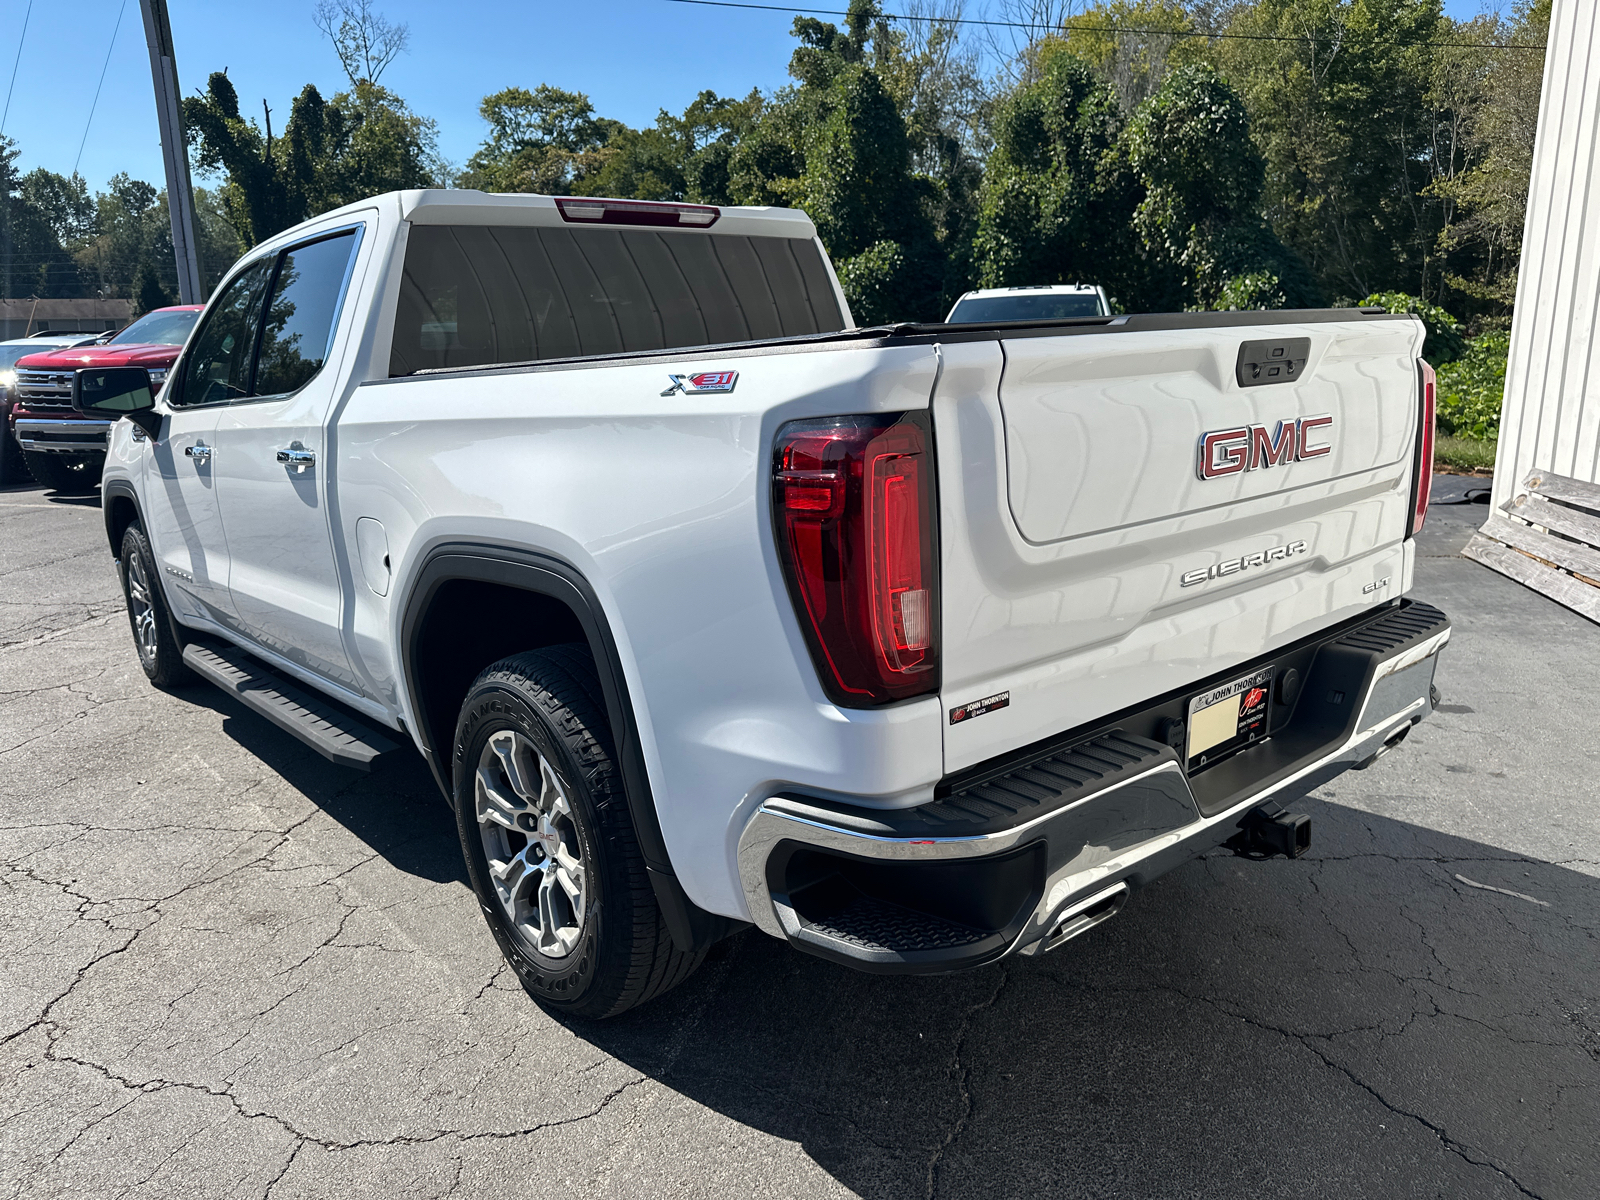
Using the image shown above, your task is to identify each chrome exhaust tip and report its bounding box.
[1039,882,1129,953]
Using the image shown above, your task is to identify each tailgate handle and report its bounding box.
[1236,337,1310,388]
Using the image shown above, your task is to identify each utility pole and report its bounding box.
[138,0,203,304]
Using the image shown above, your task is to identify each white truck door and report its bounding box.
[145,257,277,623]
[213,228,363,689]
[145,405,228,623]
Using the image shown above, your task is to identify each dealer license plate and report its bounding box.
[1186,666,1274,771]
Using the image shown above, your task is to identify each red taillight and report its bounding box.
[1410,361,1436,537]
[554,196,720,228]
[774,413,939,706]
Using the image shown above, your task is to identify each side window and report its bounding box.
[175,259,272,406]
[254,230,359,397]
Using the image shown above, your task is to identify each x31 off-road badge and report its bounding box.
[661,370,738,396]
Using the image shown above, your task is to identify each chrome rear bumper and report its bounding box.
[737,603,1450,973]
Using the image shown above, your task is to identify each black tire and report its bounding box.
[453,646,704,1019]
[23,450,103,494]
[0,430,30,487]
[119,522,192,689]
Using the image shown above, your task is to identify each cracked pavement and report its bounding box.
[2,475,1596,1199]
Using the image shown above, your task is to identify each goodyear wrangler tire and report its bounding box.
[453,645,705,1019]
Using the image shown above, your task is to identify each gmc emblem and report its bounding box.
[1197,415,1333,480]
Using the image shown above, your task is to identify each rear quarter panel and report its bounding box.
[337,343,942,919]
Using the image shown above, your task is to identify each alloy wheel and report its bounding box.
[125,552,160,669]
[474,729,588,957]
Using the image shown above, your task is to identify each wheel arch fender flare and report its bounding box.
[102,477,143,557]
[396,543,742,951]
[100,479,191,653]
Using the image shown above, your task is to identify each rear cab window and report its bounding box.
[388,225,846,375]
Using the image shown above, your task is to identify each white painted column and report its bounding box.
[1492,0,1600,504]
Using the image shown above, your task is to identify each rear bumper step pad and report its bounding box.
[182,641,399,771]
[736,598,1451,972]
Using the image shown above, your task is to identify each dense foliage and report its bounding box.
[184,73,444,247]
[1434,331,1511,439]
[1359,290,1469,366]
[0,0,1551,359]
[0,136,241,311]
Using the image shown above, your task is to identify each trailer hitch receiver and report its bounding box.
[1226,801,1311,860]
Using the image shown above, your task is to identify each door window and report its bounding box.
[254,231,359,397]
[175,259,272,407]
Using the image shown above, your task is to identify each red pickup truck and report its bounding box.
[9,305,202,492]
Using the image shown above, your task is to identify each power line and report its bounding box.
[1,0,34,137]
[74,0,129,178]
[663,0,1546,51]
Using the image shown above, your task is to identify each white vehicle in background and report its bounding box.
[79,190,1448,1019]
[0,331,107,484]
[945,283,1110,322]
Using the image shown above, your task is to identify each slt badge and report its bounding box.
[661,370,738,396]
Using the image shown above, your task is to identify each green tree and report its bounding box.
[0,137,77,298]
[185,72,441,246]
[1062,0,1218,113]
[971,46,1146,305]
[312,82,444,210]
[588,90,763,204]
[727,0,949,321]
[1432,0,1550,322]
[20,169,93,246]
[806,63,945,321]
[1216,0,1445,302]
[459,85,614,194]
[133,260,174,314]
[66,173,242,302]
[1128,64,1319,309]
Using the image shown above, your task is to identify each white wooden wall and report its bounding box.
[1492,0,1600,505]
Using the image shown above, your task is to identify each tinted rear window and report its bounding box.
[947,293,1104,322]
[108,309,200,346]
[390,225,847,376]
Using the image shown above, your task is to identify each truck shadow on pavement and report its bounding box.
[178,679,1597,1198]
[578,803,1600,1199]
[187,684,468,888]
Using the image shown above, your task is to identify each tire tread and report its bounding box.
[120,522,192,690]
[460,647,704,1018]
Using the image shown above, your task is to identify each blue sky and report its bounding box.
[1,0,1507,197]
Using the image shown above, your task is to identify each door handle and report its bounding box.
[184,442,212,464]
[276,446,316,473]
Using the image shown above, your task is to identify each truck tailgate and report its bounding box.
[934,314,1424,773]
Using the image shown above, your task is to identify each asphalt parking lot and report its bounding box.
[2,474,1597,1199]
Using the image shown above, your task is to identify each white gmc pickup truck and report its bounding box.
[78,190,1450,1018]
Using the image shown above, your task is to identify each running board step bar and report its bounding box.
[181,641,400,771]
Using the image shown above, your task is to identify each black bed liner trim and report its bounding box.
[939,599,1412,800]
[769,598,1449,845]
[364,307,1414,386]
[765,730,1174,840]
